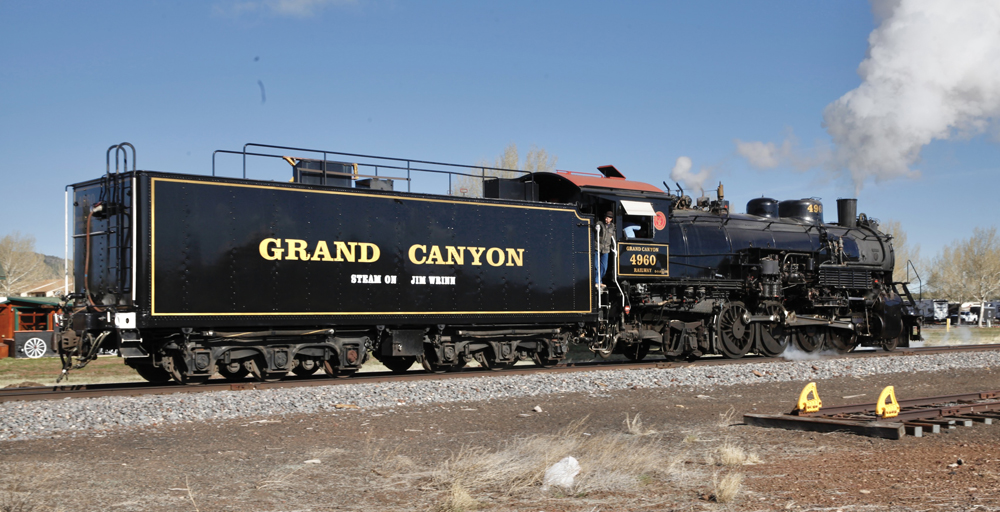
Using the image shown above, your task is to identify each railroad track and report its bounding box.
[746,387,1000,439]
[1,343,996,404]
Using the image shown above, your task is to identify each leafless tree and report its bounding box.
[0,231,48,296]
[927,226,1000,326]
[883,220,921,285]
[453,143,557,197]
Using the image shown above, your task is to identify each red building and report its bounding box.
[0,296,60,359]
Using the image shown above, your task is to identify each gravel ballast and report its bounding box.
[2,350,997,442]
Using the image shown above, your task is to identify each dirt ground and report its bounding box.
[2,366,1000,512]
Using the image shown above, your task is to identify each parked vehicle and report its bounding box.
[960,311,979,324]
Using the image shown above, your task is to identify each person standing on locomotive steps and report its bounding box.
[595,211,615,288]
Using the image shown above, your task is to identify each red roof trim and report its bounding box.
[555,171,663,193]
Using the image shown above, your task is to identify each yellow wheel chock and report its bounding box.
[797,382,822,413]
[876,386,900,419]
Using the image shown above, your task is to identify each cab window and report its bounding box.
[620,200,656,240]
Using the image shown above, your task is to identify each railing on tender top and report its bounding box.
[210,143,531,196]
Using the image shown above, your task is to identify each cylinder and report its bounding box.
[747,197,779,218]
[837,198,857,228]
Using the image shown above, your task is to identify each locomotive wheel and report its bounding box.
[250,357,283,382]
[881,333,899,352]
[623,341,650,361]
[828,329,858,354]
[881,319,905,351]
[166,357,209,385]
[532,352,559,367]
[163,355,207,385]
[131,364,172,383]
[793,326,827,353]
[418,355,449,374]
[379,356,417,374]
[292,358,319,377]
[756,303,789,357]
[218,361,250,381]
[718,302,753,359]
[474,351,511,371]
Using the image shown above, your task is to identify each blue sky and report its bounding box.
[2,0,998,269]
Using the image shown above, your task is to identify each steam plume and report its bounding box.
[739,0,1000,193]
[670,156,710,193]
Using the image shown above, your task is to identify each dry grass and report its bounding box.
[711,471,743,503]
[364,432,419,477]
[254,464,306,490]
[622,413,658,436]
[0,464,62,512]
[717,405,737,427]
[0,492,35,512]
[0,355,146,387]
[920,325,1000,346]
[433,418,679,497]
[715,439,762,466]
[434,482,479,512]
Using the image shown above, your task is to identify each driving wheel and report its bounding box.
[828,329,858,354]
[718,302,753,359]
[756,303,789,357]
[793,326,827,353]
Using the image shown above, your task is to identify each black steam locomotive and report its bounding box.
[55,143,920,383]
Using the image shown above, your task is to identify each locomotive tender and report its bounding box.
[56,143,920,383]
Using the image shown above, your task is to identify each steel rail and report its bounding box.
[2,343,998,404]
[797,390,1000,417]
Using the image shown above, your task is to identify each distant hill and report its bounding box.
[42,254,67,279]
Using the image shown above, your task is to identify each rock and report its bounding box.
[532,405,543,413]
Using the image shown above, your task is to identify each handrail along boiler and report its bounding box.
[55,143,921,383]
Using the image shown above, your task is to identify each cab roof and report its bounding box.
[548,169,664,194]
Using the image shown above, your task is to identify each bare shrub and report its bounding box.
[712,471,743,503]
[623,413,658,436]
[434,482,478,512]
[717,440,747,466]
[434,418,676,496]
[255,465,305,490]
[366,441,417,476]
[717,406,737,428]
[716,439,761,466]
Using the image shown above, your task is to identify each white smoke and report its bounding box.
[734,139,790,169]
[669,156,711,193]
[739,0,1000,193]
[734,134,828,171]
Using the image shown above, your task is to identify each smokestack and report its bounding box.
[837,198,857,228]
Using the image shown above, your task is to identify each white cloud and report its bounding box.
[217,0,355,18]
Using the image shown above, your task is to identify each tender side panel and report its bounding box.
[147,177,592,321]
